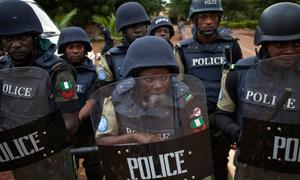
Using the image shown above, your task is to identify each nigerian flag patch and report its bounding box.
[191,116,204,129]
[59,81,72,90]
[185,94,193,103]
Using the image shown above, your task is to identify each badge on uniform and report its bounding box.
[189,107,202,118]
[59,80,74,99]
[97,70,107,80]
[190,107,206,132]
[97,116,108,132]
[184,94,194,104]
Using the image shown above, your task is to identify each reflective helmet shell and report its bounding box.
[0,0,43,36]
[57,26,92,54]
[123,36,179,77]
[189,0,223,19]
[149,16,174,38]
[254,2,300,45]
[116,2,150,32]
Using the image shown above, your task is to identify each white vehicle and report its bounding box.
[2,0,95,60]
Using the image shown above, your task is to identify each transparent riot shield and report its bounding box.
[238,54,300,173]
[0,67,74,179]
[89,74,213,180]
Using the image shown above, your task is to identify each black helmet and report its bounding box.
[57,26,92,54]
[0,0,43,36]
[254,2,300,45]
[189,0,223,19]
[116,2,150,32]
[149,16,174,38]
[123,36,179,77]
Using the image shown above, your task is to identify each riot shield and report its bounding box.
[0,67,74,179]
[90,74,213,180]
[238,54,300,174]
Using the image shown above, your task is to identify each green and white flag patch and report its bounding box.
[191,116,204,129]
[185,94,193,103]
[59,81,72,90]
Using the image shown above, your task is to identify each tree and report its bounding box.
[36,0,165,27]
[168,0,300,22]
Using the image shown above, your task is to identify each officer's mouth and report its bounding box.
[10,51,26,59]
[203,27,214,32]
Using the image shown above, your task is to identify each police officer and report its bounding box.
[96,24,114,54]
[215,2,300,179]
[95,36,205,146]
[57,26,103,180]
[0,1,80,179]
[96,1,150,84]
[148,16,175,49]
[175,0,243,179]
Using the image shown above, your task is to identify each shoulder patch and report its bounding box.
[58,80,75,99]
[98,116,108,132]
[189,107,202,118]
[97,70,107,80]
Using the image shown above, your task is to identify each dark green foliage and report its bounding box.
[35,0,165,27]
[169,0,300,24]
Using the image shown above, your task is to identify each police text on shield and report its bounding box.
[127,149,187,179]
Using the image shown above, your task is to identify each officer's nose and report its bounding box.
[11,40,22,49]
[152,80,163,92]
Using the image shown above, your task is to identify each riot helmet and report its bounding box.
[189,0,223,19]
[116,2,150,32]
[149,16,174,38]
[57,26,92,54]
[0,0,43,36]
[123,36,179,78]
[254,2,300,45]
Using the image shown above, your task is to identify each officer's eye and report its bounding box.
[292,41,300,48]
[197,14,218,21]
[3,37,13,43]
[197,15,208,21]
[160,75,169,81]
[145,78,153,83]
[19,35,28,41]
[274,42,284,48]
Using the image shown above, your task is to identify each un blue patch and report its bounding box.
[98,70,107,80]
[98,116,108,132]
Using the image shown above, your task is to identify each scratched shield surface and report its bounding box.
[90,74,214,179]
[238,54,300,173]
[0,67,73,179]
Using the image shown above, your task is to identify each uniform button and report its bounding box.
[180,88,185,92]
[165,111,169,115]
[277,127,282,132]
[266,126,271,131]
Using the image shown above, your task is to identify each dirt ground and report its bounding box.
[0,25,255,180]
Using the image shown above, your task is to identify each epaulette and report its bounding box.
[230,56,259,70]
[229,64,253,70]
[107,45,128,56]
[0,55,11,69]
[217,27,236,41]
[176,38,194,49]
